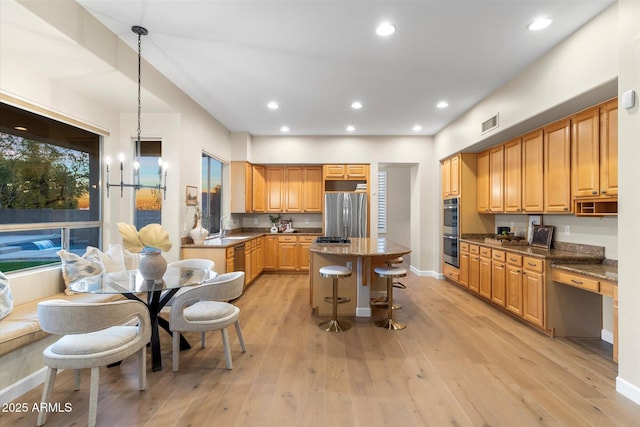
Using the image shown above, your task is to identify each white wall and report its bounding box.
[379,165,413,265]
[617,0,640,405]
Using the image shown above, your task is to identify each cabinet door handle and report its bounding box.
[515,269,521,273]
[509,257,517,262]
[527,262,536,267]
[592,191,598,195]
[522,271,527,275]
[564,207,569,211]
[602,191,607,194]
[570,279,584,285]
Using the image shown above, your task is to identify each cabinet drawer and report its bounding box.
[552,269,599,293]
[460,242,469,252]
[506,253,522,267]
[523,257,544,273]
[492,250,506,262]
[469,245,480,255]
[480,247,492,258]
[298,235,316,243]
[278,235,297,243]
[443,263,460,282]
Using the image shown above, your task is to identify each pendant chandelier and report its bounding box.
[105,25,167,199]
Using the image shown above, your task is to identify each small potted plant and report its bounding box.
[269,214,281,233]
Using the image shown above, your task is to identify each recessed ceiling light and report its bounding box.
[346,125,356,132]
[351,101,363,110]
[528,17,552,31]
[376,22,396,37]
[267,101,279,110]
[412,125,423,132]
[280,126,290,133]
[436,101,449,109]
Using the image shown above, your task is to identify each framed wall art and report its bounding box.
[186,185,198,206]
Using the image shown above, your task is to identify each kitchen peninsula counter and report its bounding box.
[309,238,411,317]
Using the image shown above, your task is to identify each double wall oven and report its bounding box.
[443,198,459,267]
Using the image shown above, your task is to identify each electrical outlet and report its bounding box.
[254,218,258,225]
[346,261,352,270]
[565,225,571,235]
[305,218,310,225]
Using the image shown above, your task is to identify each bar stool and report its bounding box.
[374,266,407,330]
[319,265,352,332]
[370,257,404,310]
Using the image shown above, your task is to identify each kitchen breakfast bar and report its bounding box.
[309,238,411,317]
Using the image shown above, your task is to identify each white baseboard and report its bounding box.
[355,307,372,317]
[601,329,614,344]
[0,366,48,404]
[616,376,640,405]
[409,265,440,278]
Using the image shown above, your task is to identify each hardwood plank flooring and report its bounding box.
[2,273,639,426]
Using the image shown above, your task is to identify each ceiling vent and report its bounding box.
[481,113,499,134]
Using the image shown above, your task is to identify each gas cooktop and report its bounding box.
[315,236,351,244]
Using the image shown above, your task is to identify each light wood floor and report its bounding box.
[3,273,640,426]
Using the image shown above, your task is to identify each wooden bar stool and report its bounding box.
[374,266,407,330]
[319,265,352,332]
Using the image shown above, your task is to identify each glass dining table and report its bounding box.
[69,266,215,372]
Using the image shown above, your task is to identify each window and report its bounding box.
[134,140,163,229]
[201,153,223,234]
[377,171,387,234]
[0,102,102,272]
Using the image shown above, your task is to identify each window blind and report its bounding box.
[377,171,387,234]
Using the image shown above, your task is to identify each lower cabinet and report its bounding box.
[522,257,545,328]
[443,243,546,331]
[275,235,315,272]
[263,235,278,271]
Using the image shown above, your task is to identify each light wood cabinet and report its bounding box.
[231,161,253,213]
[277,235,298,271]
[477,150,490,213]
[522,129,544,212]
[572,106,601,198]
[468,245,480,293]
[522,257,544,328]
[503,139,522,213]
[266,166,285,212]
[479,247,492,299]
[506,259,523,316]
[489,145,504,212]
[226,247,234,273]
[459,242,469,287]
[441,155,460,198]
[491,250,506,307]
[543,119,572,213]
[263,235,278,271]
[285,167,303,212]
[252,165,266,212]
[323,164,369,180]
[613,285,618,362]
[302,166,323,212]
[297,236,315,272]
[599,99,618,198]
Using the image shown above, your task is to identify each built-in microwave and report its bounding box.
[443,234,459,268]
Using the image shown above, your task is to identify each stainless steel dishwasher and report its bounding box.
[233,243,245,274]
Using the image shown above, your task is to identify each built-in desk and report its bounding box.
[551,263,618,362]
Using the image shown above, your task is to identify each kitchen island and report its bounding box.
[309,238,411,317]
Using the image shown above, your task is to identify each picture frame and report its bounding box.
[527,215,542,244]
[530,224,554,249]
[186,185,198,206]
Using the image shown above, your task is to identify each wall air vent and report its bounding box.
[481,113,499,134]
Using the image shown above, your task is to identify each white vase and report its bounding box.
[270,224,278,233]
[139,250,167,282]
[190,219,209,244]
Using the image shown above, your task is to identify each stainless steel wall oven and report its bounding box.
[443,198,459,267]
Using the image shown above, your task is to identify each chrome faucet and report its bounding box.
[219,215,228,237]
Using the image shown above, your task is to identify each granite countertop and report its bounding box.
[183,230,322,248]
[551,262,618,283]
[460,238,605,262]
[309,237,411,257]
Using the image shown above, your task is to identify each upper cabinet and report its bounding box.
[323,164,369,180]
[302,166,323,212]
[231,161,253,213]
[489,145,504,212]
[503,138,522,213]
[521,130,544,213]
[543,118,572,213]
[476,150,490,213]
[442,155,460,199]
[252,165,267,212]
[599,99,618,197]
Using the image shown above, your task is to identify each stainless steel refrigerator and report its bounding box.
[324,192,368,238]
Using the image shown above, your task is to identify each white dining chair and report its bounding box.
[169,271,246,372]
[36,300,151,427]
